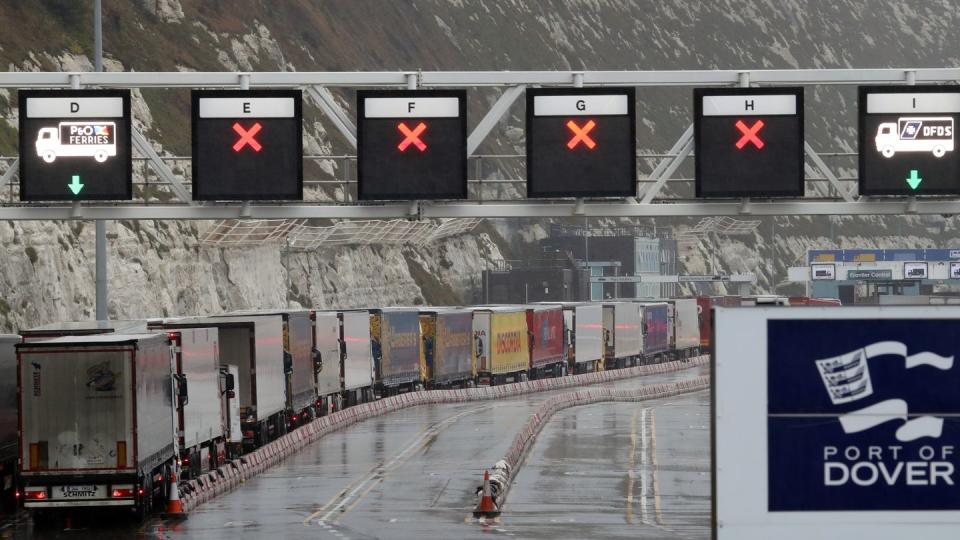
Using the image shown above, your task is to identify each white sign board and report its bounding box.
[363,97,460,118]
[714,306,960,540]
[811,263,836,280]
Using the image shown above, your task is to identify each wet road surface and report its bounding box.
[11,364,709,539]
[504,390,710,539]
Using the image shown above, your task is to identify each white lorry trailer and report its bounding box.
[339,310,376,406]
[0,335,18,512]
[313,312,344,414]
[158,316,287,450]
[165,326,231,479]
[17,334,175,519]
[602,302,643,370]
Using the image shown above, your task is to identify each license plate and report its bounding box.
[52,485,105,499]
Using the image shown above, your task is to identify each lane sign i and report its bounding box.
[357,90,467,201]
[18,89,132,201]
[859,85,960,195]
[694,87,804,198]
[526,87,636,198]
[192,90,303,201]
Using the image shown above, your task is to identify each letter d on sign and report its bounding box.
[70,102,79,113]
[824,463,849,486]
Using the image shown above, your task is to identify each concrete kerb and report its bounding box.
[180,356,709,515]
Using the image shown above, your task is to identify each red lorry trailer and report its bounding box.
[525,305,566,379]
[17,334,176,520]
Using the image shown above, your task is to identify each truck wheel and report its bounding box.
[934,146,946,158]
[881,146,895,158]
[42,151,56,163]
[94,150,108,162]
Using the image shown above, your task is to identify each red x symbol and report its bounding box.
[232,122,263,152]
[734,119,764,150]
[566,119,597,150]
[397,122,427,152]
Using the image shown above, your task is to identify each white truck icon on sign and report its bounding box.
[875,117,954,158]
[35,121,117,163]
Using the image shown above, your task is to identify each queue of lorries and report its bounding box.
[0,295,834,520]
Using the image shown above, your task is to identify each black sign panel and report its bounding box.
[694,87,804,198]
[526,87,636,198]
[357,90,467,201]
[192,90,302,201]
[859,85,960,195]
[18,89,132,201]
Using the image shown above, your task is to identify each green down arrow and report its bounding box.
[68,174,84,195]
[906,169,922,190]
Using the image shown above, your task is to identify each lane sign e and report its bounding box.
[526,87,636,198]
[694,87,804,198]
[357,90,467,201]
[18,89,132,201]
[192,90,302,201]
[859,85,960,195]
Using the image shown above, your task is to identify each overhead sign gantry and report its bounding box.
[18,89,132,201]
[2,69,960,219]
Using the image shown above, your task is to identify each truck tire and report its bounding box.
[934,145,946,158]
[94,150,108,162]
[42,150,56,163]
[881,146,895,158]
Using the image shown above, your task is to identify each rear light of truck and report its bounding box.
[116,441,127,468]
[111,484,135,498]
[24,487,47,500]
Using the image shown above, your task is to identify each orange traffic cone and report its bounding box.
[473,470,499,518]
[164,470,186,517]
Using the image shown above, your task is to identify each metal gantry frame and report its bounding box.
[0,68,958,220]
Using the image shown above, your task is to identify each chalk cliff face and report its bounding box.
[0,1,956,330]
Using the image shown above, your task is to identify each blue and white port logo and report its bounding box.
[815,341,953,442]
[767,319,960,512]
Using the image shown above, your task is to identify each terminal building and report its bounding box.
[482,224,677,303]
[797,248,960,304]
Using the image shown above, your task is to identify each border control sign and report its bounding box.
[713,306,960,540]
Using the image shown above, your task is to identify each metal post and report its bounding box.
[94,0,107,320]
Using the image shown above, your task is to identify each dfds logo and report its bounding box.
[767,319,960,512]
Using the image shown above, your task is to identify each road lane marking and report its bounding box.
[303,404,490,527]
[651,408,664,526]
[625,404,642,525]
[639,407,649,524]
